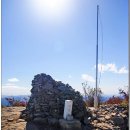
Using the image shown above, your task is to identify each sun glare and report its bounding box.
[27,0,75,23]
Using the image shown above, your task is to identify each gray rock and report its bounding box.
[33,117,48,124]
[83,117,91,125]
[66,115,73,121]
[48,118,59,126]
[112,116,124,126]
[59,119,82,130]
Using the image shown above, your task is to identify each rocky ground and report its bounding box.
[1,105,129,130]
[1,107,26,130]
[86,104,129,130]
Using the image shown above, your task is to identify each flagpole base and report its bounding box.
[94,95,98,108]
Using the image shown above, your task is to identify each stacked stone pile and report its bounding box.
[21,73,90,128]
[87,104,129,130]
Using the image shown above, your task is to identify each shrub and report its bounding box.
[105,96,123,104]
[121,100,128,107]
[5,97,28,107]
[105,86,129,105]
[13,100,27,107]
[82,82,103,107]
[119,86,129,104]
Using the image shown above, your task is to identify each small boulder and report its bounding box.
[112,116,124,126]
[33,117,48,124]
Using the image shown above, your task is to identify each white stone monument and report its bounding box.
[63,100,73,119]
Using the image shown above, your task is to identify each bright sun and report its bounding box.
[27,0,75,23]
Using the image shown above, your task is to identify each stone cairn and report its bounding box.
[21,73,91,129]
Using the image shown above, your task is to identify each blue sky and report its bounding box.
[2,0,128,96]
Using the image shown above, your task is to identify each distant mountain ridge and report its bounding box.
[1,95,30,106]
[1,94,117,106]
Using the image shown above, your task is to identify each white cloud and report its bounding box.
[81,74,95,82]
[5,83,15,86]
[2,84,31,96]
[97,64,108,73]
[96,63,128,74]
[107,63,117,72]
[8,78,19,82]
[117,66,128,74]
[68,75,72,78]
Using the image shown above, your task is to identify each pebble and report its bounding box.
[7,118,14,122]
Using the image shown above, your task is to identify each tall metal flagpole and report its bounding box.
[94,5,99,108]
